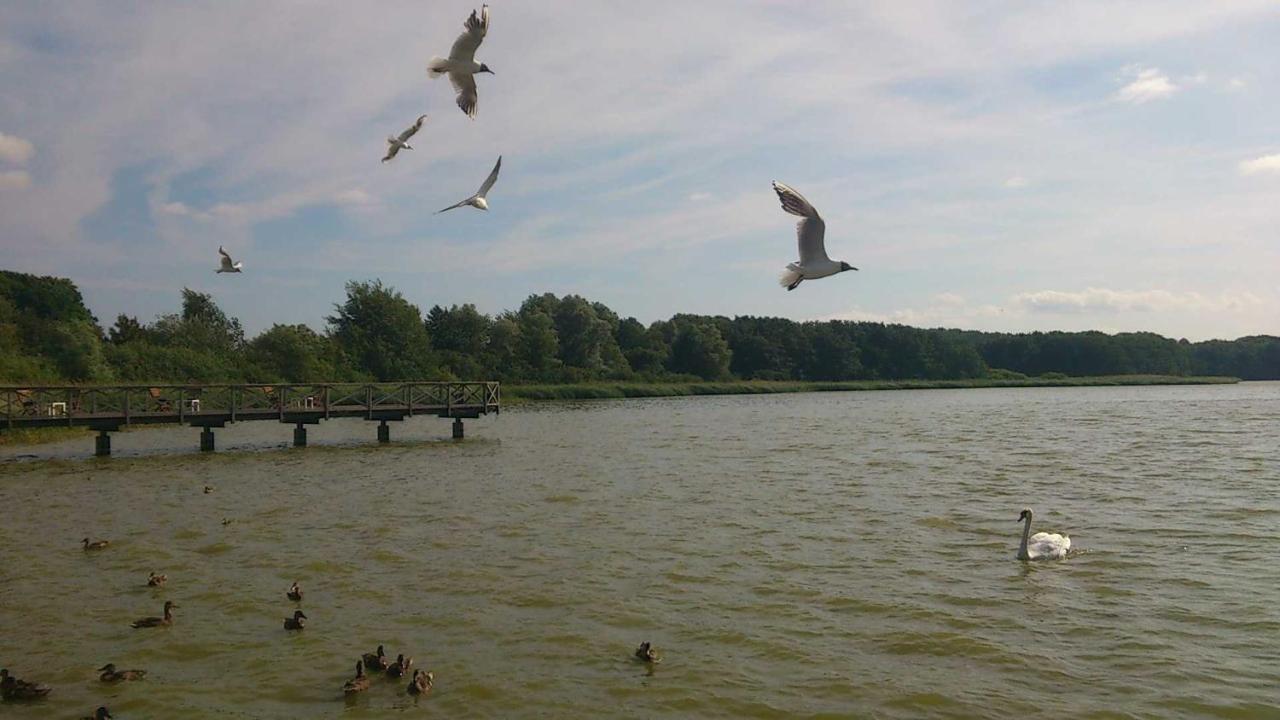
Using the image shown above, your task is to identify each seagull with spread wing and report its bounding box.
[216,246,243,274]
[772,181,856,291]
[437,156,502,214]
[382,114,427,163]
[427,5,493,119]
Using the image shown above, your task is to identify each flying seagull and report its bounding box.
[427,5,493,119]
[216,246,243,274]
[382,114,427,163]
[437,156,502,213]
[772,181,856,291]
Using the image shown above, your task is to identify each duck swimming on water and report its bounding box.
[98,664,146,682]
[81,707,112,720]
[131,601,177,628]
[386,654,413,678]
[283,610,307,630]
[361,645,390,671]
[147,572,167,587]
[342,661,370,695]
[82,538,109,551]
[0,668,52,700]
[287,581,303,602]
[407,669,433,696]
[634,641,661,664]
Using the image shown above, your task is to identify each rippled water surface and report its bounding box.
[3,383,1279,718]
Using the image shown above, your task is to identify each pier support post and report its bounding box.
[377,420,390,443]
[200,428,215,452]
[95,430,111,457]
[293,423,307,447]
[452,418,464,440]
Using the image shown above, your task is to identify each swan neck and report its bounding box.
[1018,515,1032,559]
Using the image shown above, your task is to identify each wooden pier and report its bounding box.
[1,382,500,456]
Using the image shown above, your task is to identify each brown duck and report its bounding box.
[81,707,112,720]
[98,664,146,682]
[407,669,433,696]
[0,668,52,700]
[283,610,307,630]
[361,645,390,671]
[146,572,167,587]
[287,581,303,602]
[131,601,177,628]
[82,538,110,551]
[342,661,370,695]
[386,654,413,678]
[634,641,661,664]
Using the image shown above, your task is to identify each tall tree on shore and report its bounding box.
[327,280,437,381]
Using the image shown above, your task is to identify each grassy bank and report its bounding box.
[505,375,1239,401]
[0,426,92,447]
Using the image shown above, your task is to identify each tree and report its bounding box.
[667,320,732,379]
[327,280,437,381]
[246,324,338,382]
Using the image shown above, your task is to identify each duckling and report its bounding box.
[0,668,52,700]
[80,707,112,720]
[203,485,213,494]
[146,572,167,587]
[82,537,109,551]
[342,661,370,695]
[221,517,233,526]
[130,600,177,628]
[98,663,146,682]
[287,581,303,602]
[386,654,413,678]
[361,644,390,672]
[283,610,307,630]
[407,669,433,696]
[634,641,661,664]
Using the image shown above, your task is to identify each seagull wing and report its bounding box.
[436,197,472,214]
[450,72,479,118]
[397,114,427,143]
[476,156,502,197]
[218,246,235,270]
[772,181,828,264]
[382,142,401,163]
[448,5,489,62]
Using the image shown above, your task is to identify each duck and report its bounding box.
[131,600,177,628]
[407,669,434,696]
[287,581,303,602]
[386,654,413,678]
[634,641,661,664]
[203,485,213,494]
[147,572,167,587]
[361,644,390,671]
[82,537,109,551]
[81,707,112,720]
[283,610,307,631]
[1016,508,1072,561]
[0,668,52,700]
[98,663,146,682]
[342,661,370,695]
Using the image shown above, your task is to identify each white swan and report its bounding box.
[1017,508,1070,561]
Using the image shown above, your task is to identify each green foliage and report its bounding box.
[327,280,438,381]
[667,318,732,380]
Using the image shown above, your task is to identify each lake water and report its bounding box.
[2,383,1278,718]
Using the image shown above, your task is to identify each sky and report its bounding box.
[0,1,1277,342]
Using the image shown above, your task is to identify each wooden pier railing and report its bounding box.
[1,381,500,455]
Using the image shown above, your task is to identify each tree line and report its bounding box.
[1,270,1277,385]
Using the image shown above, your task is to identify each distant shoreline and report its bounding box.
[503,375,1240,401]
[0,375,1241,448]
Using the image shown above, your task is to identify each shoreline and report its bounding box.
[0,376,1241,447]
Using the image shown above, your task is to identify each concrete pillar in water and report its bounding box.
[200,428,215,452]
[452,417,464,440]
[294,423,307,447]
[377,420,390,443]
[95,430,111,457]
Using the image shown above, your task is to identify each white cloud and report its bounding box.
[1003,176,1027,188]
[1115,67,1178,104]
[1227,77,1245,90]
[0,170,32,190]
[1238,153,1280,175]
[0,131,35,165]
[1013,287,1263,314]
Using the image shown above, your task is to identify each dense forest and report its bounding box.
[1,270,1277,385]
